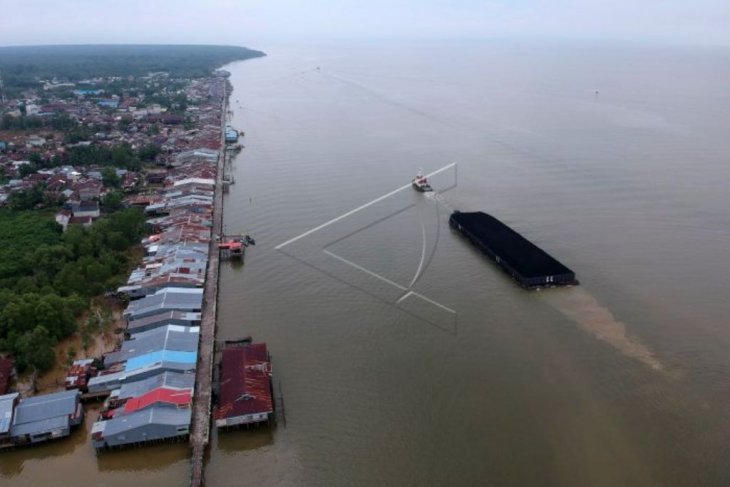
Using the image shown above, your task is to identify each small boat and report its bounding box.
[225,336,252,345]
[412,170,433,192]
[244,235,256,246]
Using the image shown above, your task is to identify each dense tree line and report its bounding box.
[1,114,44,131]
[0,44,265,92]
[0,113,83,132]
[13,143,161,175]
[65,144,143,170]
[5,184,58,211]
[0,208,146,372]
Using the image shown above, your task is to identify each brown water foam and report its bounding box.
[541,287,664,371]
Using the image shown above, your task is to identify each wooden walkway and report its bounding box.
[190,82,227,487]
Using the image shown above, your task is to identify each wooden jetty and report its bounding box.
[189,82,227,487]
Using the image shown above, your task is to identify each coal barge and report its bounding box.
[449,211,578,289]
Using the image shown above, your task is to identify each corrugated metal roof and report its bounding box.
[10,390,79,437]
[123,288,203,319]
[123,387,192,413]
[132,324,199,341]
[127,310,201,332]
[12,390,78,424]
[104,325,199,365]
[64,361,96,390]
[11,415,68,437]
[117,371,195,400]
[93,405,191,440]
[125,350,197,371]
[88,358,196,392]
[0,392,19,434]
[215,343,273,422]
[173,177,215,187]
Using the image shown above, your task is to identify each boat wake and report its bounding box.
[275,163,460,334]
[540,288,665,372]
[424,191,458,212]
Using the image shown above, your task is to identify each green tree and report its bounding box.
[35,294,76,339]
[102,167,120,188]
[53,263,87,296]
[137,143,161,162]
[50,114,78,131]
[63,225,94,260]
[117,118,131,131]
[18,163,37,178]
[0,295,38,335]
[101,191,124,212]
[15,326,56,372]
[8,185,44,210]
[28,152,44,167]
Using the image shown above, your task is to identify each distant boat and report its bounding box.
[412,169,433,192]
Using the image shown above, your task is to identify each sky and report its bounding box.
[2,0,730,47]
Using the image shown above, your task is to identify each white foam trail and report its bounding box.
[426,191,457,212]
[408,204,428,289]
[275,163,457,249]
[542,288,664,371]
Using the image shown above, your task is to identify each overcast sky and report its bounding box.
[2,0,730,47]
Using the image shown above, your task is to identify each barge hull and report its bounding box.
[449,211,577,289]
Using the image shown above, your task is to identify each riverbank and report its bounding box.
[0,54,252,485]
[13,297,125,397]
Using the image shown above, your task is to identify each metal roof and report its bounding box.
[0,392,19,434]
[148,242,209,259]
[132,324,199,341]
[123,387,192,414]
[88,356,197,392]
[215,343,274,422]
[125,350,197,371]
[117,371,195,400]
[10,390,79,437]
[93,405,191,441]
[11,415,68,437]
[126,257,207,286]
[12,390,78,424]
[173,177,215,187]
[127,310,201,332]
[123,287,203,319]
[104,325,199,365]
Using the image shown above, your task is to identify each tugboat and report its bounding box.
[412,169,433,192]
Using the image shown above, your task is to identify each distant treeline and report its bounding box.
[0,44,265,91]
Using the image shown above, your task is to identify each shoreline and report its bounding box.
[13,297,125,397]
[2,70,233,458]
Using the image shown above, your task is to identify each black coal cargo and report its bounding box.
[449,211,577,289]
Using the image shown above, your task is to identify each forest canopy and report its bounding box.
[0,44,265,90]
[0,209,146,372]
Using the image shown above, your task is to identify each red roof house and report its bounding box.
[214,342,273,428]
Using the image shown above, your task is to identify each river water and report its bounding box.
[4,40,730,486]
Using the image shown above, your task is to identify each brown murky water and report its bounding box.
[4,41,730,487]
